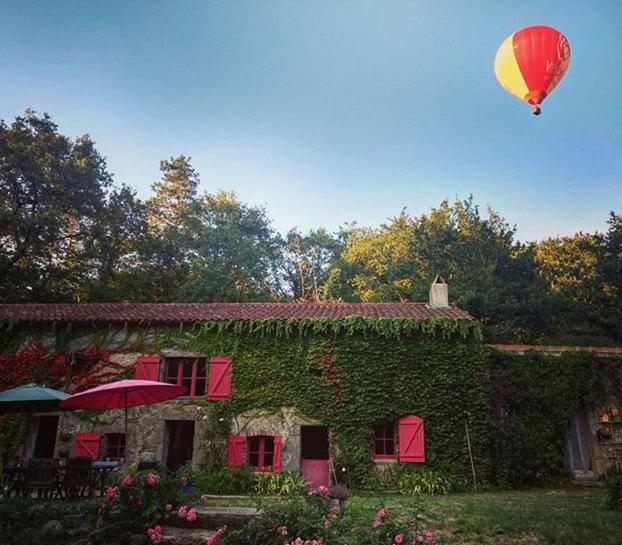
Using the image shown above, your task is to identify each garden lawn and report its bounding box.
[209,488,621,545]
[346,489,621,545]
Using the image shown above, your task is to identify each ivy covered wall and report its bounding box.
[2,318,621,488]
[489,349,622,486]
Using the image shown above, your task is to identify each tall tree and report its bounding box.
[0,110,112,302]
[146,155,199,231]
[280,228,342,301]
[179,191,281,302]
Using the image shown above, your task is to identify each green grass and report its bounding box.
[208,488,622,545]
[355,488,622,544]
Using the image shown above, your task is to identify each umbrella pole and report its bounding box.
[124,390,128,463]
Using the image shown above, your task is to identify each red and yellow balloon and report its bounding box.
[494,25,571,115]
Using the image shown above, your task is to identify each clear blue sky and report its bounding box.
[1,1,620,241]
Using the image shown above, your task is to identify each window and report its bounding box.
[105,433,126,461]
[373,422,396,459]
[164,357,207,397]
[247,436,275,471]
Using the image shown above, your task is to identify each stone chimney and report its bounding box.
[429,274,449,308]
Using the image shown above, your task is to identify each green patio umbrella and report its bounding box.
[0,383,70,414]
[0,384,70,494]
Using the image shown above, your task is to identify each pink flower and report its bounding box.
[395,535,404,544]
[105,486,119,501]
[276,526,288,535]
[373,520,381,528]
[425,531,434,544]
[178,505,189,519]
[146,472,161,486]
[147,525,163,544]
[200,494,209,505]
[377,508,387,519]
[186,508,198,522]
[180,475,189,485]
[121,475,133,486]
[165,503,173,511]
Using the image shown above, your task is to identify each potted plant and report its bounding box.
[329,484,349,516]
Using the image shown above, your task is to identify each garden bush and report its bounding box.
[93,468,184,545]
[190,467,256,495]
[604,471,622,510]
[254,471,309,496]
[0,497,99,545]
[219,496,328,545]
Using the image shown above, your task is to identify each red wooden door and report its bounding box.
[300,425,329,488]
[301,459,329,489]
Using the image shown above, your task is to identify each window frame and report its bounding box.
[164,357,207,397]
[246,435,275,472]
[373,421,397,460]
[104,432,126,461]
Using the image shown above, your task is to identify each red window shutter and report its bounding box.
[272,435,282,473]
[398,415,425,463]
[74,433,101,461]
[207,357,232,400]
[227,435,245,468]
[134,356,161,381]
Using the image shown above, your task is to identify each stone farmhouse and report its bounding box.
[1,277,621,487]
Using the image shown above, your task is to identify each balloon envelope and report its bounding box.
[494,25,571,114]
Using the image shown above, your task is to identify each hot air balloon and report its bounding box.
[494,25,571,115]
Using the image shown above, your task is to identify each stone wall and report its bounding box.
[232,407,322,473]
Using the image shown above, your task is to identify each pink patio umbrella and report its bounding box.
[60,380,186,459]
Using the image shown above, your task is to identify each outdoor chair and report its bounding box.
[62,456,94,500]
[20,458,59,500]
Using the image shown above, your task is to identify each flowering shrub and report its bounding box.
[336,505,440,545]
[219,498,328,545]
[93,469,182,544]
[308,485,330,498]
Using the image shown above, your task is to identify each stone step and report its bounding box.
[571,470,605,487]
[162,526,215,545]
[168,506,260,529]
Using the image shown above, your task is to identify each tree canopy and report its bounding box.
[1,111,620,345]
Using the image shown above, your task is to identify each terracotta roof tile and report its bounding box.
[0,302,472,324]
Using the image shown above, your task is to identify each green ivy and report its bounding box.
[489,349,622,486]
[2,318,620,489]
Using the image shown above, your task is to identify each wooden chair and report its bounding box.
[20,459,59,500]
[62,456,93,500]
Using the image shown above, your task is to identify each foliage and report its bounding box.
[187,467,256,496]
[2,112,622,345]
[489,350,620,486]
[94,468,183,545]
[0,110,140,303]
[0,344,128,464]
[396,468,458,496]
[219,497,328,545]
[254,471,310,496]
[604,471,622,510]
[280,228,344,302]
[0,497,99,545]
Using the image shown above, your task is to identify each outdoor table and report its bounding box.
[0,462,117,500]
